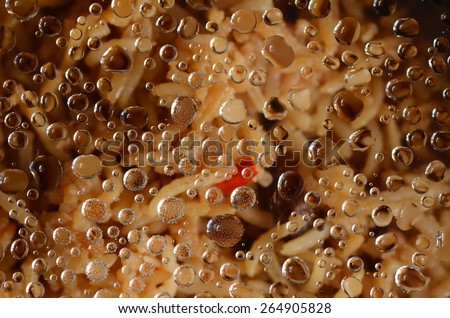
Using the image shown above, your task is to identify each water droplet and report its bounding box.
[230,9,256,34]
[405,129,426,151]
[26,281,45,298]
[38,15,62,36]
[375,232,397,252]
[333,90,364,121]
[365,41,385,59]
[341,276,363,297]
[263,8,283,26]
[81,198,108,223]
[308,0,331,18]
[334,17,360,45]
[8,131,28,149]
[263,97,288,121]
[205,187,224,206]
[156,14,177,33]
[5,0,39,21]
[431,131,450,151]
[72,155,102,179]
[14,51,38,73]
[277,171,304,201]
[230,186,256,211]
[173,265,196,287]
[86,259,109,282]
[120,106,148,129]
[159,44,178,62]
[100,45,133,73]
[349,128,376,151]
[372,205,393,227]
[46,122,68,141]
[373,0,397,16]
[282,257,310,285]
[210,36,229,54]
[206,214,244,247]
[10,238,29,259]
[342,199,360,217]
[394,265,428,294]
[347,256,364,272]
[391,146,414,166]
[177,16,199,40]
[424,160,445,182]
[157,196,185,224]
[220,262,240,281]
[52,227,72,246]
[261,35,294,69]
[393,18,419,38]
[219,99,247,124]
[111,0,134,18]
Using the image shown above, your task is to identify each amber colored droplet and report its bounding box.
[177,16,200,40]
[100,45,133,73]
[0,169,29,194]
[349,128,376,151]
[263,8,284,26]
[277,171,304,200]
[406,129,427,150]
[334,17,361,46]
[424,160,446,182]
[282,257,310,285]
[332,90,364,121]
[170,96,198,128]
[386,79,412,103]
[393,18,419,38]
[230,9,257,34]
[373,0,397,16]
[429,55,447,74]
[261,35,295,69]
[386,175,405,192]
[156,14,177,33]
[120,106,148,129]
[29,154,63,191]
[308,0,331,18]
[0,25,16,54]
[206,214,244,248]
[433,36,449,53]
[67,93,89,112]
[391,146,414,166]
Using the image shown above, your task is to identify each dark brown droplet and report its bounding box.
[397,42,417,60]
[373,0,397,16]
[334,17,360,46]
[308,0,331,18]
[393,18,419,38]
[429,55,447,74]
[432,106,450,126]
[206,214,244,248]
[38,16,62,36]
[120,106,148,129]
[100,45,133,73]
[431,131,450,151]
[332,90,364,121]
[277,171,304,201]
[29,154,63,192]
[433,36,449,53]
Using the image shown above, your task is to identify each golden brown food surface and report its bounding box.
[0,0,450,298]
